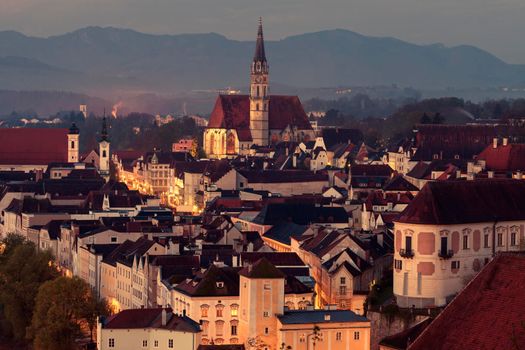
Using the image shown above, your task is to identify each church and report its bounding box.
[203,20,315,158]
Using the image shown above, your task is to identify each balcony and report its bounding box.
[438,249,454,260]
[399,249,415,259]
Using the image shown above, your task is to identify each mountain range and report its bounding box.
[0,26,524,96]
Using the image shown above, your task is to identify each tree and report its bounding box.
[432,112,445,124]
[29,277,109,350]
[420,113,431,124]
[0,234,58,341]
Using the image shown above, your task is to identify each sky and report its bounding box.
[0,0,524,63]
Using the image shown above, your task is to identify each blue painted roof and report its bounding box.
[278,310,369,324]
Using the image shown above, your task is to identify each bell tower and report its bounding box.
[250,18,269,146]
[67,122,80,163]
[99,115,111,181]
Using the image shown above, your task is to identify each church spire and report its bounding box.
[100,112,109,142]
[253,17,267,63]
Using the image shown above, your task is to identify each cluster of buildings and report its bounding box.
[2,19,525,350]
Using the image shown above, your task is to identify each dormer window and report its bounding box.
[216,281,224,288]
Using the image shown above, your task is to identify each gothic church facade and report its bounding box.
[203,20,315,158]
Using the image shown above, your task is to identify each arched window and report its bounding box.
[226,133,236,155]
[209,133,215,155]
[263,86,267,97]
[257,86,260,97]
[256,103,259,111]
[71,140,75,149]
[102,150,107,158]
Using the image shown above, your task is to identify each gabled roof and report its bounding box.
[103,308,200,333]
[397,179,525,225]
[383,175,419,192]
[207,95,312,132]
[380,317,432,350]
[239,257,285,279]
[175,265,239,297]
[477,143,525,171]
[408,254,525,350]
[238,169,327,184]
[262,222,309,245]
[0,128,69,165]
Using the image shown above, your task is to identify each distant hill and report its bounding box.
[0,26,524,95]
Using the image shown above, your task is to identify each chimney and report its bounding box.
[161,309,167,326]
[503,137,509,146]
[493,138,498,149]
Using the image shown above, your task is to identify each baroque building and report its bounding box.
[203,19,315,158]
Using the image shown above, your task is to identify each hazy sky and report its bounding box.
[1,0,524,63]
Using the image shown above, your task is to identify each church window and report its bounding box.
[257,86,260,97]
[71,140,75,149]
[263,86,267,96]
[256,103,259,111]
[226,133,236,155]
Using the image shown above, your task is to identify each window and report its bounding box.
[257,86,260,97]
[230,305,239,317]
[201,306,209,318]
[263,311,270,317]
[336,332,342,341]
[231,325,238,336]
[111,236,117,243]
[463,235,469,250]
[440,236,448,255]
[71,140,75,148]
[216,321,224,336]
[216,308,223,317]
[264,327,269,335]
[264,283,271,290]
[497,233,503,247]
[394,259,402,270]
[168,339,174,348]
[340,277,346,285]
[339,286,346,295]
[299,334,306,343]
[103,150,107,157]
[452,261,460,269]
[154,340,159,347]
[354,331,360,340]
[484,232,490,248]
[511,232,517,246]
[405,236,412,252]
[143,340,148,347]
[109,339,115,348]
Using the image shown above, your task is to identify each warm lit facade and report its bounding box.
[203,20,314,159]
[393,180,525,308]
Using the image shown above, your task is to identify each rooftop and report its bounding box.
[277,309,369,325]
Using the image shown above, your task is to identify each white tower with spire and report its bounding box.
[99,116,111,181]
[249,18,270,146]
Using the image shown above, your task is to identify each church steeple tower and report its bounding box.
[99,113,111,181]
[250,17,269,146]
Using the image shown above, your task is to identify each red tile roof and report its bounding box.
[477,143,525,171]
[408,254,525,350]
[103,308,200,332]
[207,95,312,132]
[0,128,69,165]
[396,179,525,225]
[239,257,285,279]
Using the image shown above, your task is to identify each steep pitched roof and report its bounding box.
[397,179,525,224]
[239,257,285,279]
[477,143,525,171]
[408,254,525,350]
[241,252,305,267]
[175,265,239,297]
[0,128,69,165]
[207,95,312,132]
[380,318,432,350]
